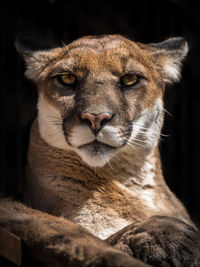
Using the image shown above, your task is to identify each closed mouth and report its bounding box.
[78,140,117,152]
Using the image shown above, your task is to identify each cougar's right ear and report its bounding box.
[15,37,63,82]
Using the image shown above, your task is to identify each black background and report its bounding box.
[0,0,200,227]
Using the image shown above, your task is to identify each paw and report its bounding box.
[107,216,200,267]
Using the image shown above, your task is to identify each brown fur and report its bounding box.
[0,198,148,266]
[26,119,190,226]
[24,35,191,231]
[0,35,199,266]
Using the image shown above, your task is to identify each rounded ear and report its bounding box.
[148,37,189,83]
[15,37,62,82]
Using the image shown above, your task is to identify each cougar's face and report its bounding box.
[22,35,187,167]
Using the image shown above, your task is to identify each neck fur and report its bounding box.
[103,146,161,187]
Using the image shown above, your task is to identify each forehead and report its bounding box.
[55,35,151,75]
[68,35,136,53]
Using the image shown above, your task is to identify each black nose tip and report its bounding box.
[80,112,113,134]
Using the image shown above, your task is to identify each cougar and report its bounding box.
[0,35,199,267]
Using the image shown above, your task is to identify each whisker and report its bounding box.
[132,138,148,144]
[119,129,158,141]
[120,132,155,144]
[160,133,170,137]
[60,40,67,47]
[127,141,146,149]
[126,142,140,153]
[163,108,174,118]
[140,133,157,138]
[47,115,62,121]
[121,135,147,146]
[127,140,147,147]
[111,153,121,161]
[47,120,62,125]
[107,160,113,171]
[46,115,63,127]
[131,124,150,130]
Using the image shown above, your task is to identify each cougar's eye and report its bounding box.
[57,73,76,86]
[121,74,139,87]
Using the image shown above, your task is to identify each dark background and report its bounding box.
[0,0,200,227]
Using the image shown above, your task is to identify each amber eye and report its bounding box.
[121,74,139,86]
[57,73,76,86]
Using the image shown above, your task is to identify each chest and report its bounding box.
[72,201,131,239]
[27,168,167,240]
[68,180,167,239]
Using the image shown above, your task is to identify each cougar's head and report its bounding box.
[17,35,188,167]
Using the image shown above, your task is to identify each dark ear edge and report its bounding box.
[149,37,189,56]
[15,37,54,55]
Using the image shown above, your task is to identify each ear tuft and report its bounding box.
[15,37,60,82]
[149,37,189,83]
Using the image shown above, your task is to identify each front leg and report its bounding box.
[107,216,200,267]
[0,198,148,267]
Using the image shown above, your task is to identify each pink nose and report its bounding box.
[81,112,113,133]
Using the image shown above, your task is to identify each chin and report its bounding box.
[74,141,118,167]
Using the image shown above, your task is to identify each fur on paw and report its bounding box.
[107,216,200,267]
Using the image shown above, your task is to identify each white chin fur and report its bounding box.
[70,125,95,147]
[70,125,123,167]
[97,126,124,147]
[75,149,115,167]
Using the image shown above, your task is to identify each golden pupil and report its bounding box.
[60,74,76,85]
[122,74,138,86]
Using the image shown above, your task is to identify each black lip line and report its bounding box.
[78,140,119,150]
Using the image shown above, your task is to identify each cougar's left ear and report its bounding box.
[148,37,189,84]
[15,37,63,82]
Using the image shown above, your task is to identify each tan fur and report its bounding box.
[19,35,193,240]
[1,35,200,267]
[25,120,191,239]
[0,198,148,266]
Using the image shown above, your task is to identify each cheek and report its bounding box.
[62,111,79,145]
[37,93,71,150]
[129,98,164,149]
[123,84,161,122]
[123,92,138,121]
[43,82,76,112]
[122,85,148,119]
